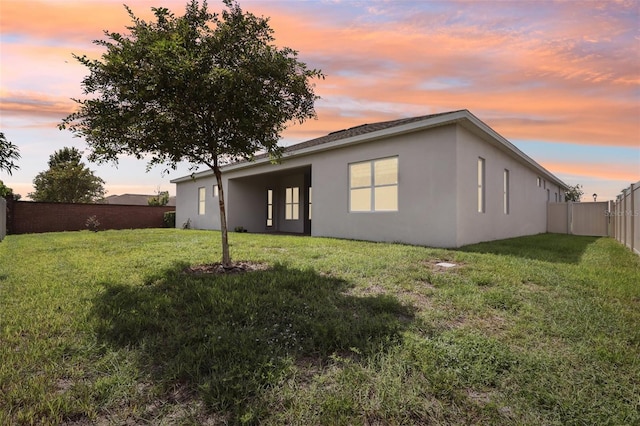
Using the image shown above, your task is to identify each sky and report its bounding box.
[1,0,639,202]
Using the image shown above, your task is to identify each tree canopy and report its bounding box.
[0,132,20,176]
[29,147,106,203]
[60,0,323,266]
[565,184,584,202]
[0,180,21,201]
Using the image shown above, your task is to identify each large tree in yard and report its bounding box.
[29,147,106,203]
[60,0,323,267]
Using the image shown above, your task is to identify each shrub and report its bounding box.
[86,215,100,232]
[163,211,176,228]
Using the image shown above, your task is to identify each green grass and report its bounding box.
[1,230,638,425]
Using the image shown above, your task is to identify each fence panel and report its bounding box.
[547,202,569,234]
[571,202,609,236]
[547,201,609,236]
[0,197,5,241]
[612,181,639,255]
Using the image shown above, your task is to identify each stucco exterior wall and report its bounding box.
[175,174,220,229]
[308,124,458,246]
[454,126,554,246]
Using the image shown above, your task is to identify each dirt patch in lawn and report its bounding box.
[183,261,270,275]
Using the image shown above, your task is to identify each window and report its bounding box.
[503,169,510,215]
[547,188,550,201]
[198,187,206,215]
[213,185,219,197]
[308,187,312,221]
[285,187,299,220]
[555,192,558,202]
[349,156,398,212]
[266,189,273,227]
[537,177,541,187]
[477,157,485,213]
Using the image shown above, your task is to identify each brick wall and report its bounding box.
[7,200,175,235]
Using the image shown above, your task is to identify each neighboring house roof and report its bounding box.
[102,194,176,206]
[171,109,568,190]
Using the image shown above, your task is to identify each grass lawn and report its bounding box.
[1,230,638,425]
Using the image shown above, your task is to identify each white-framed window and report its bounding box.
[285,187,299,220]
[503,169,510,215]
[266,189,273,227]
[478,157,485,213]
[537,177,541,187]
[308,187,312,221]
[198,186,206,215]
[213,185,219,197]
[349,156,398,212]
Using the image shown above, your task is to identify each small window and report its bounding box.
[478,158,485,213]
[537,177,541,187]
[308,187,312,221]
[198,187,206,215]
[349,157,398,212]
[555,192,558,202]
[547,188,550,202]
[213,185,219,197]
[503,169,510,215]
[285,187,299,220]
[266,189,273,227]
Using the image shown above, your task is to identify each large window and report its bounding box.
[503,169,510,215]
[285,187,299,220]
[477,158,485,213]
[349,156,398,212]
[198,187,206,215]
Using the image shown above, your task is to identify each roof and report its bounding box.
[279,110,462,154]
[171,109,568,189]
[102,193,176,206]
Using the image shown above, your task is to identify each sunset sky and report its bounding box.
[1,0,638,201]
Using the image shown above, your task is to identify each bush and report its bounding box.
[163,211,176,228]
[86,215,100,232]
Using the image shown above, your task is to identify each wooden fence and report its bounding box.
[611,181,639,255]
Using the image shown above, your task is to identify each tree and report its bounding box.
[29,147,106,203]
[0,132,20,176]
[565,184,584,202]
[0,180,21,201]
[60,0,323,267]
[148,190,170,206]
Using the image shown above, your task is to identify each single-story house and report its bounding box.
[170,109,568,248]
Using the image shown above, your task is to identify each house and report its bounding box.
[170,110,568,248]
[102,193,176,206]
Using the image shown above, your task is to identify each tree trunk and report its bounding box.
[213,165,231,267]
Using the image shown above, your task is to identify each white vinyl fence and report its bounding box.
[547,201,609,237]
[611,181,639,255]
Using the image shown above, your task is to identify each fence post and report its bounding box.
[623,190,627,248]
[631,183,635,253]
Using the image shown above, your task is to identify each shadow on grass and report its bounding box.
[459,233,602,264]
[92,263,413,420]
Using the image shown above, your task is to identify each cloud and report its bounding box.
[0,90,76,121]
[542,161,640,183]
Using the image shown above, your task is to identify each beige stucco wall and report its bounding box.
[454,126,558,246]
[175,174,220,230]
